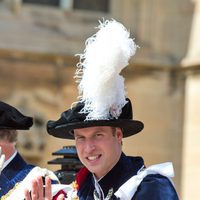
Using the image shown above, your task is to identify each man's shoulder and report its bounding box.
[2,152,34,179]
[5,152,27,169]
[135,174,179,199]
[142,173,175,186]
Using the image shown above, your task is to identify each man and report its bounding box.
[0,101,60,200]
[25,19,179,199]
[0,101,34,198]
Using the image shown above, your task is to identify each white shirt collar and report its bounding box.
[2,150,17,170]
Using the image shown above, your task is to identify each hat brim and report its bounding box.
[47,119,144,139]
[0,126,31,130]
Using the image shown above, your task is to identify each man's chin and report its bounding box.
[86,165,99,174]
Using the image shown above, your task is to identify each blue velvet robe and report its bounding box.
[77,153,179,200]
[0,152,34,198]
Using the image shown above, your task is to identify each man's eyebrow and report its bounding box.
[95,130,105,134]
[74,133,84,137]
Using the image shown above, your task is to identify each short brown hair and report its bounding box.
[0,129,18,143]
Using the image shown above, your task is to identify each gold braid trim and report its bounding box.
[1,182,20,200]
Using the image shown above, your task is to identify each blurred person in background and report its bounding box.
[0,101,60,200]
[0,101,35,198]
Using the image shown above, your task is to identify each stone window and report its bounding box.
[23,0,59,6]
[73,0,109,13]
[23,0,110,12]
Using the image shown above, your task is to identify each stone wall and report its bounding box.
[181,67,200,200]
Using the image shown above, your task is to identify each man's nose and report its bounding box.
[84,140,95,153]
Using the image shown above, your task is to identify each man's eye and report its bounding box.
[96,133,103,138]
[76,136,84,141]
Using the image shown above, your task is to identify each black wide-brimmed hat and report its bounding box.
[48,19,144,139]
[0,101,33,130]
[47,98,144,139]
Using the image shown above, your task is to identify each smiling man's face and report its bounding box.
[74,126,123,179]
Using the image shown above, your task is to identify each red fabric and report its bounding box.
[76,167,89,190]
[52,190,66,200]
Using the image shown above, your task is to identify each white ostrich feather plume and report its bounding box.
[75,19,138,120]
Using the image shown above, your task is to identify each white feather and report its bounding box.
[75,19,138,120]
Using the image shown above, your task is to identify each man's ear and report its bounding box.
[116,128,123,141]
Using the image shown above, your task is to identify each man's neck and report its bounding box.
[0,142,16,161]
